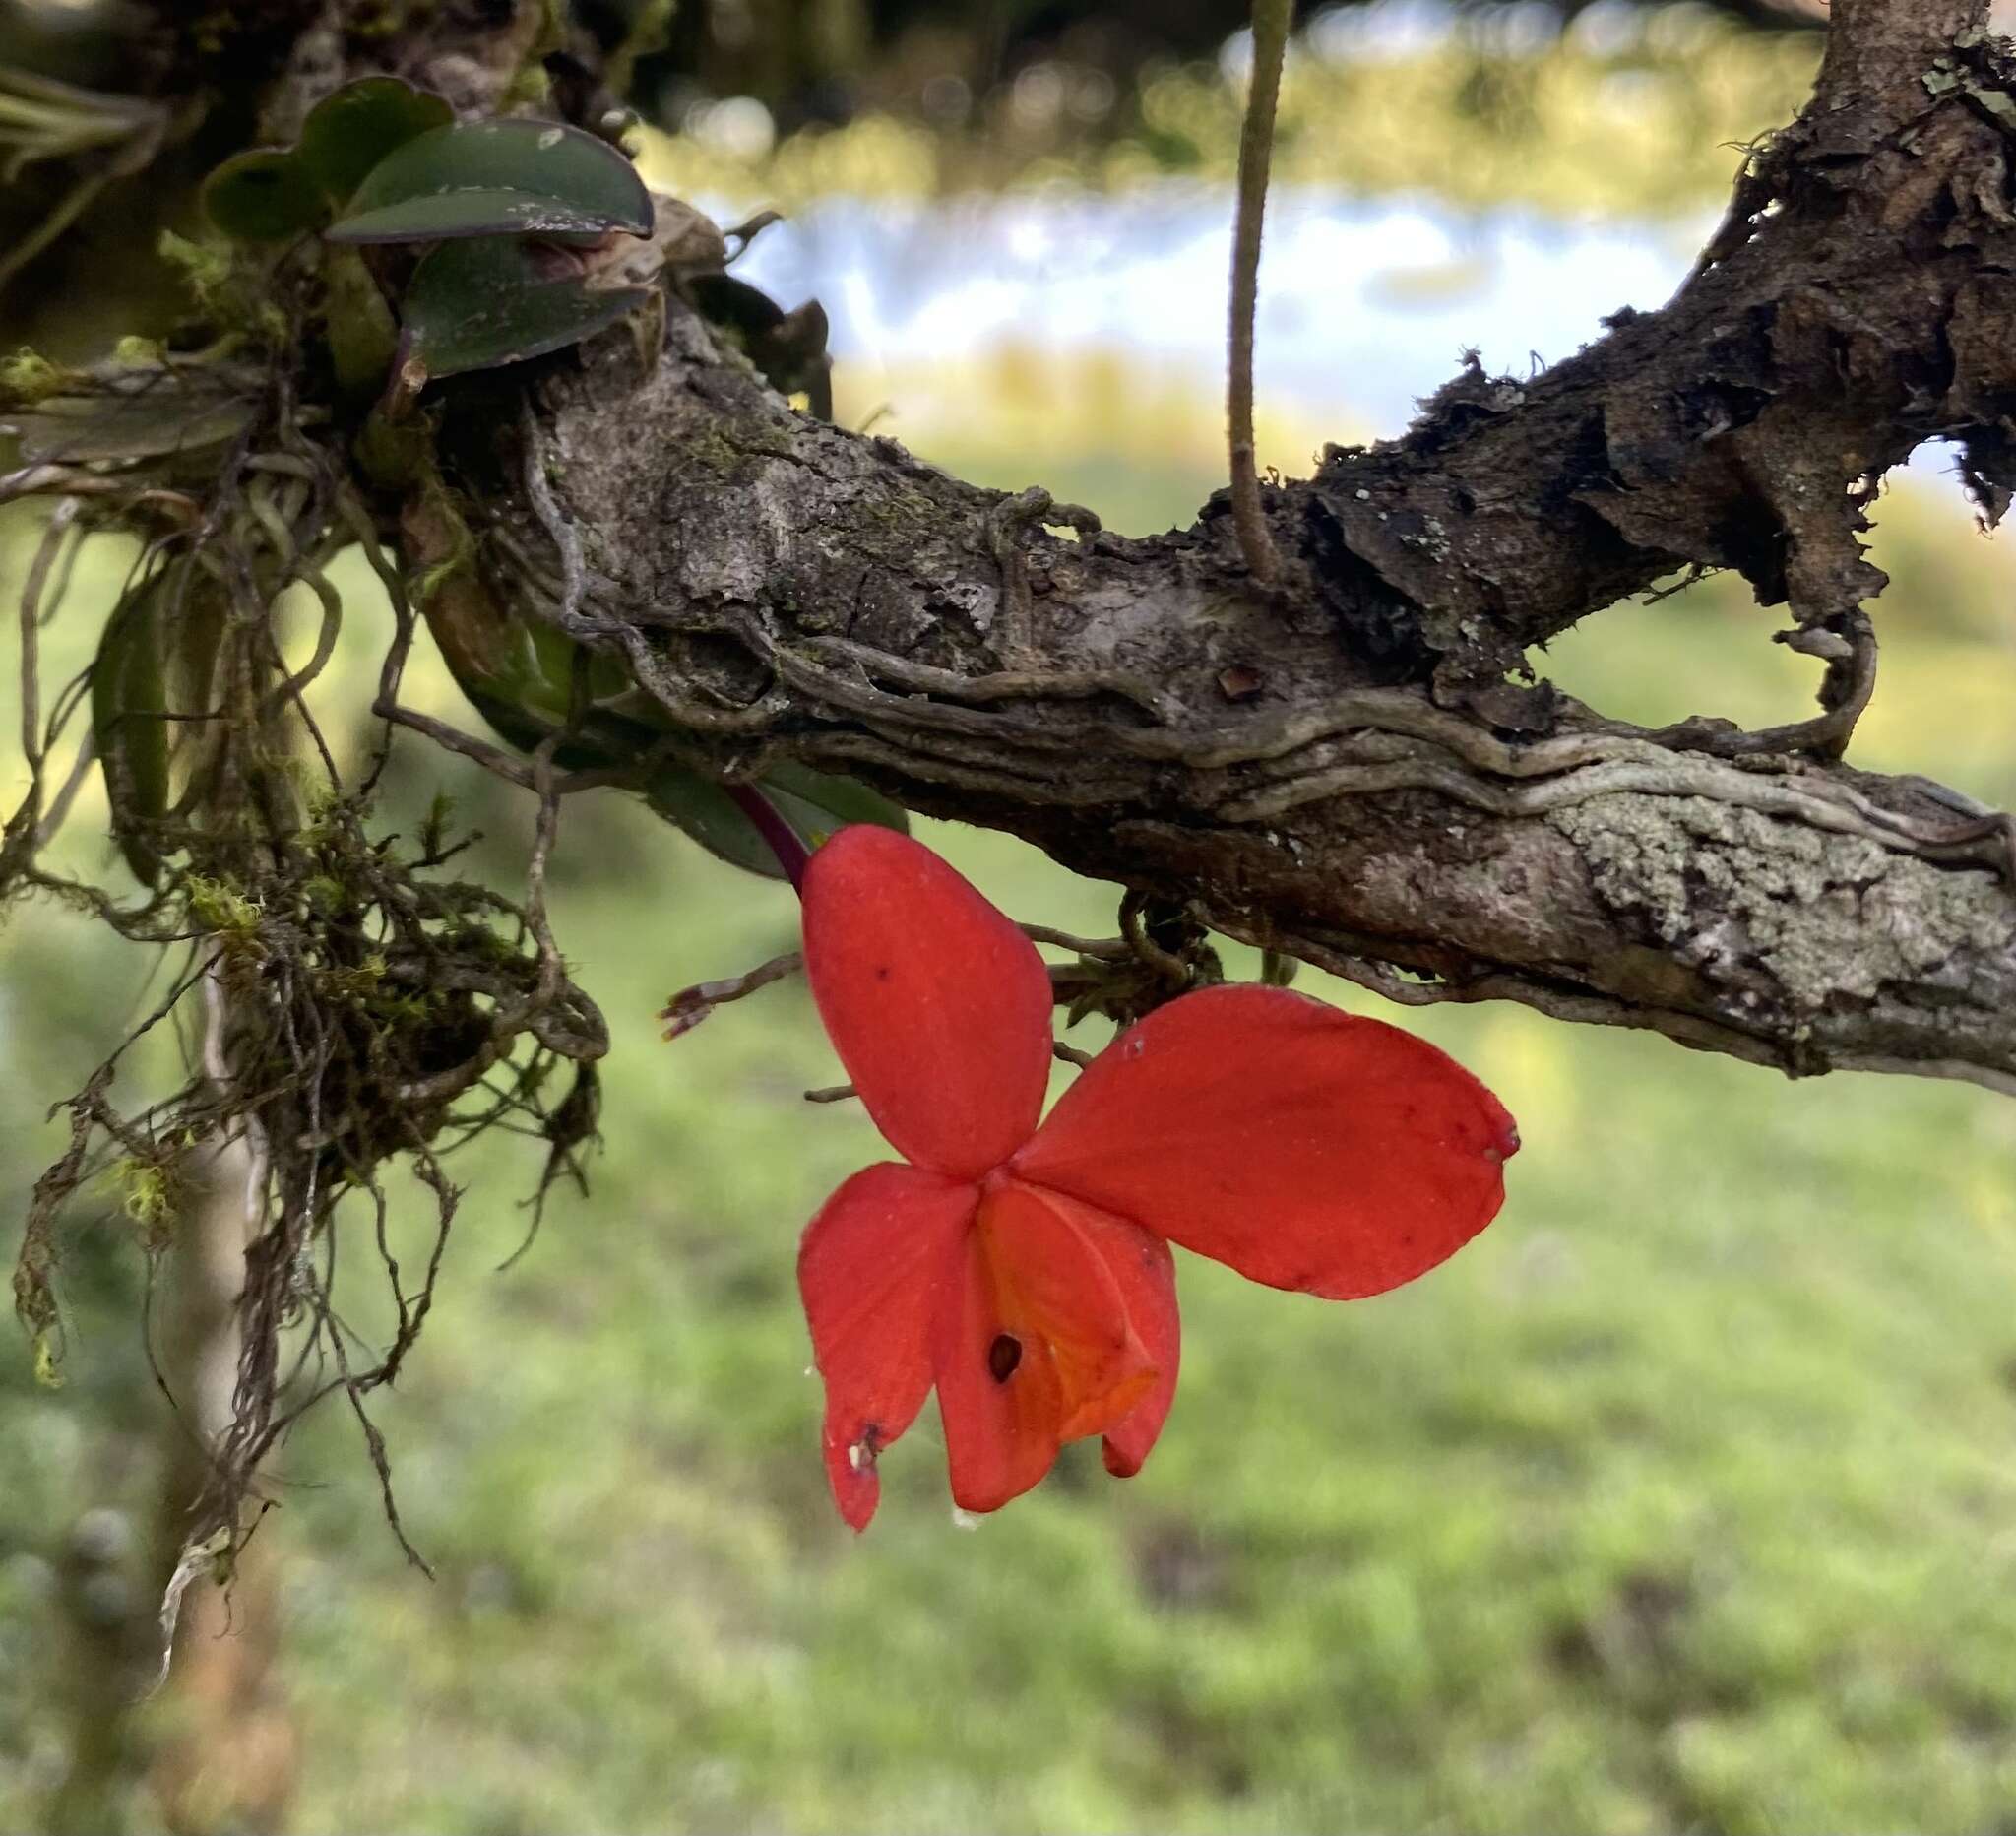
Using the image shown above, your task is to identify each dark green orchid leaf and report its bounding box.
[331,189,619,245]
[642,766,788,879]
[424,585,648,775]
[298,76,454,205]
[446,603,632,740]
[92,573,171,885]
[202,148,328,241]
[643,761,908,881]
[760,762,910,846]
[327,118,652,245]
[402,234,648,379]
[419,561,906,879]
[2,389,254,463]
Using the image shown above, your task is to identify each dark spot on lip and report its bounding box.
[987,1333,1022,1383]
[849,1421,885,1475]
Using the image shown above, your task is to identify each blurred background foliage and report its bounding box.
[632,3,1821,215]
[6,0,2016,1831]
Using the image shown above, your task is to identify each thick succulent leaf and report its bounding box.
[92,574,170,885]
[333,189,613,243]
[164,570,225,800]
[424,587,640,765]
[1015,985,1519,1300]
[453,601,631,731]
[685,271,788,342]
[400,235,648,379]
[419,574,905,876]
[298,76,453,205]
[801,825,1055,1179]
[202,148,327,241]
[2,390,253,464]
[327,118,652,244]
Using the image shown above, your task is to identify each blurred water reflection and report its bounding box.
[737,183,1702,438]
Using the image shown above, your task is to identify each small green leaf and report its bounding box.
[93,573,172,886]
[327,118,652,245]
[298,76,454,204]
[202,148,327,241]
[401,235,648,379]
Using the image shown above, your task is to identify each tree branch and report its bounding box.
[430,0,2016,1095]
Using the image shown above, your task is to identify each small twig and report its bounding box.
[722,209,784,255]
[660,950,802,1039]
[1228,0,1291,586]
[1052,1042,1096,1070]
[1642,609,1879,763]
[804,1083,857,1104]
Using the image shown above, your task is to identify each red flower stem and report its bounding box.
[725,783,811,890]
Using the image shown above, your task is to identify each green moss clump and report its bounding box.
[0,348,72,409]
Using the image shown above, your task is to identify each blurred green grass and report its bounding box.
[5,410,2016,1833]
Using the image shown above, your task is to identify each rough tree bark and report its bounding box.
[54,0,2016,1097]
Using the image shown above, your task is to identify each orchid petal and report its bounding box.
[801,826,1053,1179]
[930,1177,1157,1514]
[1014,985,1516,1299]
[798,1162,976,1530]
[1072,1196,1180,1479]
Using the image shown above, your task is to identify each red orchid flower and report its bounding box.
[797,825,1518,1530]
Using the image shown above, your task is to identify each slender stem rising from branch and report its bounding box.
[1228,0,1292,586]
